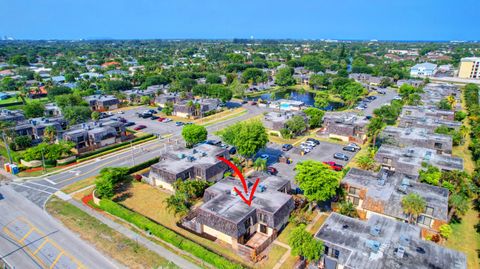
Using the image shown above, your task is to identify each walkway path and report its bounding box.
[68,199,201,269]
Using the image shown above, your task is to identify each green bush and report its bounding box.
[127,157,160,174]
[99,200,242,269]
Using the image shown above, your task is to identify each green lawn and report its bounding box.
[46,197,179,269]
[445,207,480,269]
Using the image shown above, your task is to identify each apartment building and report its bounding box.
[458,57,480,79]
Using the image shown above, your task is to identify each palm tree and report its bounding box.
[367,117,386,146]
[401,193,426,224]
[448,194,469,222]
[43,126,57,143]
[253,158,267,171]
[194,103,201,117]
[339,201,358,218]
[446,95,457,109]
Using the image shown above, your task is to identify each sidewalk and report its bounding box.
[68,199,202,269]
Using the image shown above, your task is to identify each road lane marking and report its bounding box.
[10,183,55,195]
[24,181,59,191]
[44,178,57,185]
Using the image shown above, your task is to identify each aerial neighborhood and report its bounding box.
[0,38,478,269]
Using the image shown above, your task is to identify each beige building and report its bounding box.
[458,57,480,79]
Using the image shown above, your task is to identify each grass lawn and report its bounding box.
[195,107,247,126]
[279,255,298,269]
[117,182,256,268]
[46,197,179,269]
[306,214,328,235]
[61,176,97,194]
[445,207,480,269]
[255,244,288,269]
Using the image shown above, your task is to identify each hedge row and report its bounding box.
[78,134,155,162]
[99,199,243,269]
[127,157,160,174]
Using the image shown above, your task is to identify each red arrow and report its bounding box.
[217,156,260,206]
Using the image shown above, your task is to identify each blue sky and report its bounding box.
[1,0,478,40]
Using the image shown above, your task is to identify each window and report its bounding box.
[259,213,267,223]
[424,206,434,216]
[348,187,360,196]
[434,143,443,149]
[244,217,253,229]
[417,215,433,227]
[325,246,340,259]
[348,196,360,206]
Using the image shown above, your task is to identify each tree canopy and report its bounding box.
[294,160,341,203]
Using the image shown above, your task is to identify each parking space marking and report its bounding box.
[2,217,85,269]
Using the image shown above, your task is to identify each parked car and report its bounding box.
[347,143,361,150]
[124,122,135,127]
[158,117,166,122]
[0,192,3,200]
[356,104,366,110]
[282,144,293,151]
[365,116,372,120]
[185,122,193,125]
[377,90,386,94]
[343,146,357,152]
[139,112,152,118]
[334,153,349,161]
[300,143,313,150]
[151,115,159,120]
[306,138,320,145]
[117,117,127,123]
[229,147,237,155]
[366,96,377,101]
[175,121,184,126]
[117,111,124,114]
[267,167,278,175]
[134,125,147,131]
[302,147,311,153]
[323,161,343,171]
[206,140,222,146]
[393,96,402,100]
[147,109,157,114]
[251,101,257,106]
[163,118,172,123]
[304,140,316,147]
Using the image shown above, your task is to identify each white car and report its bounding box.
[117,111,124,114]
[301,143,314,150]
[347,143,361,150]
[163,118,172,123]
[260,154,269,160]
[303,147,311,153]
[356,106,366,110]
[393,96,402,100]
[304,141,316,147]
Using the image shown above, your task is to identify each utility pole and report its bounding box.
[41,149,46,174]
[2,132,12,164]
[130,141,135,166]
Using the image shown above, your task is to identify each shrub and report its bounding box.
[99,200,242,269]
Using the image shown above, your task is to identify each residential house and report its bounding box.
[321,112,369,144]
[263,111,307,131]
[342,168,449,233]
[0,109,25,123]
[13,117,65,144]
[191,176,294,258]
[84,95,119,111]
[396,79,423,88]
[314,213,466,269]
[155,93,181,108]
[374,145,464,177]
[28,86,47,99]
[173,98,220,118]
[44,103,62,117]
[147,144,229,191]
[420,83,461,110]
[399,106,460,132]
[51,75,65,84]
[410,62,438,77]
[380,126,453,154]
[62,120,126,154]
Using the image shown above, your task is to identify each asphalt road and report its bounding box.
[0,184,121,269]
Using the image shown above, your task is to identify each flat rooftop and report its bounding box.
[343,168,449,221]
[324,112,369,126]
[383,126,452,144]
[376,145,464,171]
[315,213,466,269]
[151,144,226,174]
[201,176,292,224]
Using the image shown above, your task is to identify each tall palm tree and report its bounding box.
[401,193,426,224]
[43,126,57,144]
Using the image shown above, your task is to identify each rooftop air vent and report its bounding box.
[399,234,410,247]
[370,225,381,236]
[366,240,381,253]
[415,247,426,254]
[342,224,349,229]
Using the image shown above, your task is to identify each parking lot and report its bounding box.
[356,88,398,117]
[255,140,358,186]
[115,106,186,137]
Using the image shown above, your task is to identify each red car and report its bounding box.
[134,125,147,131]
[323,161,343,171]
[158,117,166,122]
[267,167,278,175]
